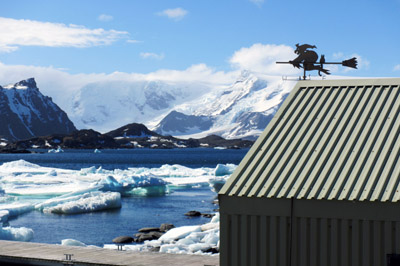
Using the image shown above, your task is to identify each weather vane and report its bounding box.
[276,43,358,80]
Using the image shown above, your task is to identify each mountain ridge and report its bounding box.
[66,71,296,140]
[0,78,76,141]
[8,122,253,150]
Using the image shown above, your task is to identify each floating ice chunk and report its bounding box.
[175,237,196,246]
[48,146,64,153]
[46,170,57,176]
[159,244,186,254]
[188,243,212,253]
[214,163,236,176]
[61,239,87,247]
[0,226,34,241]
[80,166,99,175]
[208,178,226,193]
[159,225,201,242]
[0,210,9,223]
[128,186,168,196]
[42,192,121,214]
[94,149,101,153]
[97,174,169,196]
[201,229,219,245]
[210,212,220,223]
[201,222,219,232]
[0,159,41,171]
[0,194,16,204]
[0,203,34,217]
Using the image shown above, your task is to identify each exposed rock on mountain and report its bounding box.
[0,78,76,141]
[105,123,160,139]
[65,72,296,140]
[10,124,253,150]
[154,111,214,135]
[152,72,294,140]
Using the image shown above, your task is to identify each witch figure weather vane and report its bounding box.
[276,43,358,80]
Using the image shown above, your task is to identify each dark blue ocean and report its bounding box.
[0,148,248,246]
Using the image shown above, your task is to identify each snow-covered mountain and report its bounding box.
[69,80,212,132]
[154,71,296,139]
[67,71,297,140]
[0,78,76,141]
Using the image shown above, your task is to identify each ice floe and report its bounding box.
[37,191,121,214]
[61,238,87,247]
[0,226,34,242]
[0,159,234,243]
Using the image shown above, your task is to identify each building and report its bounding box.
[219,78,400,266]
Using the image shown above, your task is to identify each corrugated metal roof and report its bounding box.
[219,78,400,202]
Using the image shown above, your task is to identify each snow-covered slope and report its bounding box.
[67,71,297,140]
[69,80,212,132]
[0,78,76,141]
[154,71,296,139]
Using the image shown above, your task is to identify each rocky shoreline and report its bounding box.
[2,124,253,152]
[104,211,219,255]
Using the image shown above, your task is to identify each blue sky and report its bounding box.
[0,0,400,79]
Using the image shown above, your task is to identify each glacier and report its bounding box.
[65,71,297,140]
[0,160,235,242]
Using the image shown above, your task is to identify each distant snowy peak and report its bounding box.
[154,72,295,140]
[0,78,76,141]
[65,71,296,140]
[4,78,37,90]
[154,111,214,136]
[68,80,212,132]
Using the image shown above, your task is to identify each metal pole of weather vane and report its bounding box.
[276,43,358,80]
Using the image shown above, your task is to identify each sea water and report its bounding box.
[0,148,247,246]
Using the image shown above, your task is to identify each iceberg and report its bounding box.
[159,225,202,242]
[48,146,64,153]
[0,226,34,242]
[0,210,9,223]
[61,238,87,247]
[0,159,235,223]
[41,192,121,214]
[0,203,34,217]
[214,163,236,176]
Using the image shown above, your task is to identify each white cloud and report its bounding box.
[393,64,400,71]
[140,52,165,60]
[0,17,128,52]
[98,14,113,22]
[0,42,308,112]
[230,43,300,76]
[157,8,188,21]
[0,61,236,113]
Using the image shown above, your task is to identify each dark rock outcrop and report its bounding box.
[112,236,134,244]
[130,223,176,243]
[0,78,76,141]
[9,123,253,150]
[105,123,160,139]
[138,227,161,233]
[11,129,118,149]
[185,211,202,217]
[154,110,214,135]
[160,223,175,232]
